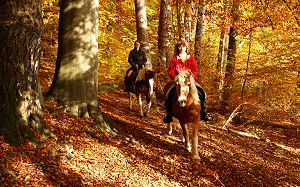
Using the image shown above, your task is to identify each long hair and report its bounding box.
[174,41,190,56]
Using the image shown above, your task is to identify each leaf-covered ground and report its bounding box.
[1,87,300,186]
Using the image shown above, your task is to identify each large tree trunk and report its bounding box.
[158,0,172,67]
[45,0,103,122]
[222,0,240,113]
[0,0,50,145]
[135,0,152,69]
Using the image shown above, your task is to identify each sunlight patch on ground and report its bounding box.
[273,142,300,155]
[62,144,183,186]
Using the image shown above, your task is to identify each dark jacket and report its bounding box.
[128,48,147,68]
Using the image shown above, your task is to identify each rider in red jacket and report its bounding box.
[167,54,198,81]
[164,41,212,123]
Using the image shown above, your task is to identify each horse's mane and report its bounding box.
[175,70,199,102]
[189,75,199,102]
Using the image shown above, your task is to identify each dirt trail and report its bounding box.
[97,88,300,187]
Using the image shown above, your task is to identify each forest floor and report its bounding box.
[1,86,300,186]
[1,62,300,186]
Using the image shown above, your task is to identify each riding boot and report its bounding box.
[196,85,212,121]
[163,86,175,123]
[200,100,212,121]
[124,76,130,92]
[163,98,173,123]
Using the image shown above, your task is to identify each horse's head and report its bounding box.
[174,70,197,107]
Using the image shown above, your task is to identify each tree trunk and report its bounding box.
[0,0,50,145]
[222,0,240,112]
[45,0,103,122]
[184,0,193,43]
[216,0,230,103]
[217,29,229,101]
[135,0,152,69]
[194,0,207,77]
[176,0,185,40]
[158,0,172,67]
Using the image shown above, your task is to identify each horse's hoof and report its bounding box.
[193,156,201,162]
[186,145,192,152]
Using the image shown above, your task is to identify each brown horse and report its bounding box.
[164,70,201,161]
[126,68,155,117]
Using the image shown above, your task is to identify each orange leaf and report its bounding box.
[26,158,32,164]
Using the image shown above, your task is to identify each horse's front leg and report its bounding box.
[167,123,172,135]
[191,122,200,161]
[138,95,144,117]
[181,123,191,152]
[129,92,133,110]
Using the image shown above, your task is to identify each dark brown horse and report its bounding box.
[126,68,155,117]
[164,70,201,161]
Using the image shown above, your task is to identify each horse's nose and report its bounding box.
[149,91,155,98]
[178,99,186,107]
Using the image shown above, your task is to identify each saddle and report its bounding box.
[125,68,143,93]
[125,67,155,93]
[165,81,205,102]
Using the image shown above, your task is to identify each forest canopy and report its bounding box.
[41,0,300,124]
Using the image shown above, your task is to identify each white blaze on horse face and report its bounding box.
[148,78,154,97]
[177,76,189,107]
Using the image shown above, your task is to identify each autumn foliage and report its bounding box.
[0,0,300,186]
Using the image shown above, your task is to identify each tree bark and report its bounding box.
[222,0,240,112]
[0,0,50,145]
[176,0,185,40]
[45,0,105,124]
[158,0,172,67]
[184,0,193,43]
[194,0,207,77]
[135,0,152,69]
[216,29,229,102]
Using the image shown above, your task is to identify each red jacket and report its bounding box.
[167,55,198,81]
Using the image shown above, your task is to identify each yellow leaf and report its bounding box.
[85,149,92,155]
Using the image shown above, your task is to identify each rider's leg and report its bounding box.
[124,67,136,92]
[163,86,176,123]
[124,68,131,92]
[196,85,212,121]
[129,68,139,91]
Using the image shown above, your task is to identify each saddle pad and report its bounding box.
[135,69,146,82]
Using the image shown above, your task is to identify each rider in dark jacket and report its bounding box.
[124,40,147,92]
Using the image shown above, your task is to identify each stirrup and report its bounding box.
[201,114,212,121]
